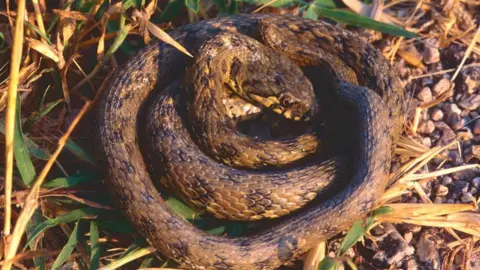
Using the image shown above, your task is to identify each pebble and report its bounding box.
[432,78,450,96]
[448,181,470,200]
[463,74,478,94]
[435,185,448,196]
[441,176,453,185]
[423,46,440,64]
[472,145,480,157]
[443,103,462,116]
[460,68,480,94]
[404,231,413,243]
[434,122,457,146]
[474,119,480,135]
[431,108,443,121]
[405,259,418,270]
[371,223,415,267]
[443,103,464,129]
[448,150,463,166]
[418,120,435,134]
[449,114,465,130]
[417,87,433,103]
[461,192,473,203]
[472,177,480,188]
[421,137,431,148]
[416,232,440,269]
[458,94,480,110]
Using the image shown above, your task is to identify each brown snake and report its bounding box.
[97,14,408,269]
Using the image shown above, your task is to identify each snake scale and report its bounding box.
[97,14,408,269]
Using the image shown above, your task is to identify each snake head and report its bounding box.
[223,44,319,121]
[248,92,317,121]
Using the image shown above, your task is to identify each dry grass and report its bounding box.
[0,0,479,269]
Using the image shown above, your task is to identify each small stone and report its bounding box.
[449,114,465,130]
[443,103,464,129]
[371,223,415,267]
[416,232,440,269]
[449,181,470,199]
[472,145,480,157]
[459,68,480,94]
[442,176,453,185]
[421,181,432,196]
[421,137,431,148]
[417,87,432,103]
[458,94,480,110]
[431,108,444,121]
[472,177,480,188]
[404,231,413,243]
[423,46,440,64]
[433,197,444,204]
[405,259,418,270]
[443,103,462,116]
[435,122,456,146]
[474,119,480,135]
[410,225,422,233]
[461,192,473,203]
[435,185,448,196]
[418,120,435,134]
[463,75,478,94]
[452,169,477,181]
[432,78,450,96]
[448,150,463,166]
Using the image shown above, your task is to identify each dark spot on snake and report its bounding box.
[277,235,298,261]
[178,148,192,162]
[113,99,123,109]
[218,142,237,158]
[110,130,123,142]
[197,156,209,165]
[229,57,242,79]
[122,160,135,174]
[168,241,190,257]
[274,74,284,86]
[141,188,155,203]
[213,255,234,270]
[124,92,135,100]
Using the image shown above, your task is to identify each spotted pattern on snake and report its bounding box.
[97,14,408,269]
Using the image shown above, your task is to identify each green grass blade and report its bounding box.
[103,23,132,62]
[25,21,53,45]
[185,0,199,13]
[152,0,184,23]
[0,118,50,160]
[65,139,96,165]
[42,173,99,188]
[24,208,108,249]
[89,221,100,270]
[52,221,81,269]
[317,256,337,270]
[14,95,36,186]
[101,247,154,270]
[338,206,393,255]
[26,209,46,270]
[239,0,299,8]
[313,7,418,38]
[95,220,135,234]
[28,99,64,123]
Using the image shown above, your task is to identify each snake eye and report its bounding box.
[280,95,293,107]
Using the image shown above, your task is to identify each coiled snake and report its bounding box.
[97,14,407,269]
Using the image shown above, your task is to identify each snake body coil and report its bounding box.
[97,14,407,269]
